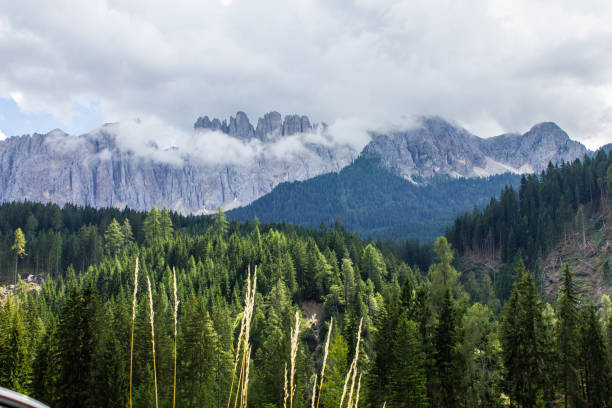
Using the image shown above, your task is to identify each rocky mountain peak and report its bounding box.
[365,116,589,180]
[194,111,315,141]
[523,122,569,143]
[256,111,282,140]
[227,111,256,140]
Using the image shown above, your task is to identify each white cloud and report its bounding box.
[0,129,6,141]
[1,0,612,149]
[101,115,366,166]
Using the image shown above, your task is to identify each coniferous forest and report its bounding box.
[1,151,612,407]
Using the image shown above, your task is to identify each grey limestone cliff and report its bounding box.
[0,113,593,214]
[0,112,356,213]
[364,117,589,181]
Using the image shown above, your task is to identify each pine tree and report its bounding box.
[367,296,399,406]
[388,317,427,407]
[178,295,219,406]
[459,303,503,408]
[160,206,174,241]
[122,218,135,245]
[213,207,229,237]
[11,227,26,284]
[0,300,31,394]
[579,304,610,407]
[428,237,459,309]
[361,244,385,292]
[433,288,461,407]
[556,263,580,407]
[31,320,58,405]
[143,206,161,243]
[501,262,549,407]
[104,218,125,256]
[55,285,102,407]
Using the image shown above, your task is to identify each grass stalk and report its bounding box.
[316,317,333,408]
[228,266,257,408]
[147,276,159,408]
[339,317,363,408]
[346,318,363,408]
[338,362,353,408]
[172,267,179,408]
[241,344,252,408]
[354,374,362,408]
[129,257,139,408]
[289,310,300,408]
[227,268,251,408]
[311,374,318,408]
[283,363,288,408]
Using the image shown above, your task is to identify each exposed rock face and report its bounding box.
[195,111,318,140]
[0,113,591,214]
[480,122,588,173]
[256,111,282,140]
[364,117,589,181]
[0,112,356,213]
[598,143,612,155]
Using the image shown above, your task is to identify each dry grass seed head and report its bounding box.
[146,275,159,408]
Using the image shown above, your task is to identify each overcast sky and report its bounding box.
[1,0,611,149]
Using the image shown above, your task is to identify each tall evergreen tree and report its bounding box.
[367,295,400,407]
[501,262,549,407]
[433,288,461,407]
[212,207,229,237]
[11,227,26,284]
[428,237,459,309]
[104,218,125,255]
[160,206,174,241]
[579,304,611,407]
[55,285,102,407]
[122,218,134,245]
[556,263,580,407]
[388,316,427,408]
[143,206,161,243]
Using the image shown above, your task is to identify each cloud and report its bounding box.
[0,129,6,141]
[103,115,364,166]
[1,0,612,149]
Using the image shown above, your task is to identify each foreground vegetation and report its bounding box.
[0,149,611,407]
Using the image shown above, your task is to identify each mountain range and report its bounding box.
[0,112,593,238]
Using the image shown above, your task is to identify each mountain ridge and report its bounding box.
[0,113,592,215]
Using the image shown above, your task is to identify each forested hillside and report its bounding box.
[1,185,611,406]
[447,150,612,302]
[228,156,521,241]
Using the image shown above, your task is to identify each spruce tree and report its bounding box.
[143,206,161,243]
[428,237,459,309]
[11,227,26,284]
[434,288,460,407]
[31,320,58,405]
[122,218,134,245]
[178,295,219,406]
[160,206,174,241]
[361,244,385,292]
[104,218,125,255]
[501,262,549,407]
[388,316,427,408]
[556,263,580,407]
[580,304,610,407]
[213,206,229,237]
[367,296,400,407]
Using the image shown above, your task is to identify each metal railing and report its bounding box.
[0,387,49,408]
